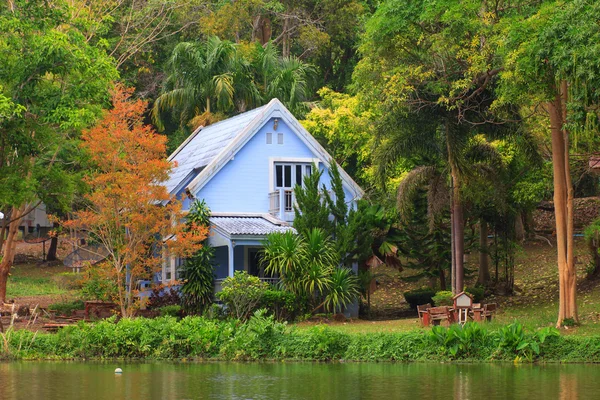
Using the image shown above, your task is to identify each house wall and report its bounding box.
[194,118,357,214]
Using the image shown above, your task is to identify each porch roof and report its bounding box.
[209,213,296,239]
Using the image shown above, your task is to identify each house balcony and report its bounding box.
[268,189,294,220]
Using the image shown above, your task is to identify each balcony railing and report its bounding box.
[268,189,294,218]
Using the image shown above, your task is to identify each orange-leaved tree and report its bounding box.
[66,86,207,317]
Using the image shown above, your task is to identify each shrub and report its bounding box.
[217,271,269,320]
[403,288,436,309]
[432,291,454,306]
[181,199,215,314]
[80,264,118,302]
[48,299,85,316]
[465,286,485,303]
[493,322,559,361]
[51,273,83,290]
[147,285,181,309]
[159,305,182,318]
[261,289,298,321]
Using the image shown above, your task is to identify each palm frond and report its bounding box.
[396,165,438,221]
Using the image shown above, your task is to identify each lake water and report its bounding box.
[0,361,598,399]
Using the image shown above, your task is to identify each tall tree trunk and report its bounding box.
[451,168,465,294]
[46,221,59,262]
[0,204,27,302]
[478,219,490,285]
[439,267,447,291]
[547,80,578,326]
[515,213,525,242]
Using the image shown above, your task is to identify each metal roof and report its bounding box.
[165,104,268,194]
[209,215,295,237]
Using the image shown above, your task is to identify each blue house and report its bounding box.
[161,98,364,292]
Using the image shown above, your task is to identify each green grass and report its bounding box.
[6,276,67,298]
[6,262,72,299]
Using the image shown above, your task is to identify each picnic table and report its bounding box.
[418,302,497,327]
[471,303,497,322]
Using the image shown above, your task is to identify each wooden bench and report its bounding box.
[417,303,432,327]
[471,303,497,322]
[481,303,497,321]
[427,306,453,326]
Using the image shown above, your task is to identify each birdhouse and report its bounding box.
[453,292,473,309]
[590,156,600,174]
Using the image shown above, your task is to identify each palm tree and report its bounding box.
[377,107,512,293]
[262,228,359,313]
[251,41,315,115]
[153,36,260,130]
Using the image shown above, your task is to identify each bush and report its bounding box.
[465,286,485,303]
[147,285,182,309]
[159,305,182,318]
[0,318,594,363]
[403,288,436,309]
[217,271,269,320]
[80,264,118,302]
[48,299,85,316]
[261,289,298,321]
[432,291,453,306]
[51,273,83,290]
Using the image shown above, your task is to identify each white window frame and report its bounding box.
[268,157,319,192]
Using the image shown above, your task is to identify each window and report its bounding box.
[276,165,283,187]
[277,132,284,144]
[175,257,185,280]
[274,162,313,189]
[266,132,272,144]
[295,165,302,185]
[284,165,292,187]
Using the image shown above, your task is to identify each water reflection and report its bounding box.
[0,362,598,400]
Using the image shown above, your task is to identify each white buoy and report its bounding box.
[115,368,123,374]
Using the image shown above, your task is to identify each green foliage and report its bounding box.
[51,273,83,291]
[429,323,491,359]
[48,300,85,317]
[159,305,183,318]
[0,0,117,214]
[465,286,485,303]
[403,288,436,310]
[396,191,452,290]
[181,200,215,314]
[153,36,315,133]
[324,267,360,313]
[262,229,359,313]
[260,289,300,321]
[221,309,287,360]
[1,318,583,363]
[432,291,453,307]
[293,166,332,236]
[494,323,559,361]
[217,271,269,321]
[81,265,117,301]
[301,88,375,186]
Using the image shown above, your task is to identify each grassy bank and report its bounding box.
[3,312,600,363]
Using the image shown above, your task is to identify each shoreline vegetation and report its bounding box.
[2,312,600,363]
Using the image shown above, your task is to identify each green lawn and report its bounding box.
[6,262,72,299]
[294,297,600,336]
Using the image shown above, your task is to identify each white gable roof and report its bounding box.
[165,105,268,194]
[166,98,364,199]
